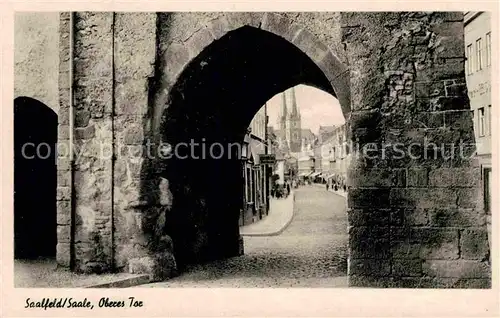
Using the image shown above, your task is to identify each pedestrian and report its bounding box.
[326,183,329,191]
[286,182,290,196]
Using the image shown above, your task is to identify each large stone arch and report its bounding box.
[153,16,350,268]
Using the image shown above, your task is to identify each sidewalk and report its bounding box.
[240,191,295,236]
[14,258,151,288]
[312,183,348,199]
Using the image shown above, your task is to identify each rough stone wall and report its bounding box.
[14,12,60,112]
[56,12,72,269]
[71,12,114,273]
[342,12,490,288]
[112,12,177,280]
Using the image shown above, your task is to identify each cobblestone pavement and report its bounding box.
[139,186,348,288]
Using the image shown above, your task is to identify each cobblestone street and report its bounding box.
[139,186,348,288]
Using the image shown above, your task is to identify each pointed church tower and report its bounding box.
[278,92,287,131]
[285,87,302,153]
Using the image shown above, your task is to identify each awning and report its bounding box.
[326,173,336,179]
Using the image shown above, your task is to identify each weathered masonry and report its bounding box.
[14,12,490,287]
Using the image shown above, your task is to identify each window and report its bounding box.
[486,32,491,66]
[476,38,483,71]
[488,105,492,135]
[484,167,491,214]
[478,107,485,137]
[466,44,473,74]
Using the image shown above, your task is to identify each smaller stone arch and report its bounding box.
[14,96,58,259]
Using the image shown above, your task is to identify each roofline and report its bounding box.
[464,11,484,26]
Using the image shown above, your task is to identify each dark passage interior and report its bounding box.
[14,97,58,259]
[160,26,337,269]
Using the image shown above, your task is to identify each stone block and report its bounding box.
[162,42,190,82]
[74,78,113,117]
[75,125,96,140]
[391,241,421,259]
[422,260,490,278]
[444,110,474,130]
[57,200,71,225]
[348,208,390,226]
[205,15,232,40]
[461,229,490,260]
[57,158,71,171]
[391,227,459,259]
[392,259,422,277]
[349,226,391,259]
[395,277,489,288]
[349,259,391,276]
[348,168,405,188]
[114,13,157,80]
[428,208,484,227]
[57,186,71,200]
[456,188,482,209]
[407,168,428,187]
[348,189,390,208]
[292,28,330,64]
[431,96,469,111]
[261,12,302,43]
[74,110,91,127]
[115,80,149,116]
[57,224,71,243]
[435,35,465,58]
[56,243,71,267]
[445,83,467,98]
[58,108,70,125]
[428,168,480,187]
[435,12,464,22]
[415,111,445,128]
[389,188,457,209]
[128,252,178,282]
[124,125,145,145]
[390,208,428,226]
[186,27,215,59]
[225,12,263,30]
[349,275,394,288]
[432,58,465,80]
[57,124,70,141]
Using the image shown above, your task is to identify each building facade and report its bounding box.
[464,11,492,248]
[240,105,271,226]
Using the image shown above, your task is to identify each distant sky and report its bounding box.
[264,84,345,135]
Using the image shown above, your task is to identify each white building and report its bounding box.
[464,11,492,248]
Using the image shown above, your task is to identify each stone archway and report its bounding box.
[14,97,58,259]
[62,12,489,287]
[156,21,350,269]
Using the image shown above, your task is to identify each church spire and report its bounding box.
[278,91,288,129]
[289,86,299,117]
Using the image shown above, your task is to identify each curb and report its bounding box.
[84,274,152,288]
[241,191,296,237]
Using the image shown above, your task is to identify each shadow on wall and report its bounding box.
[14,96,58,259]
